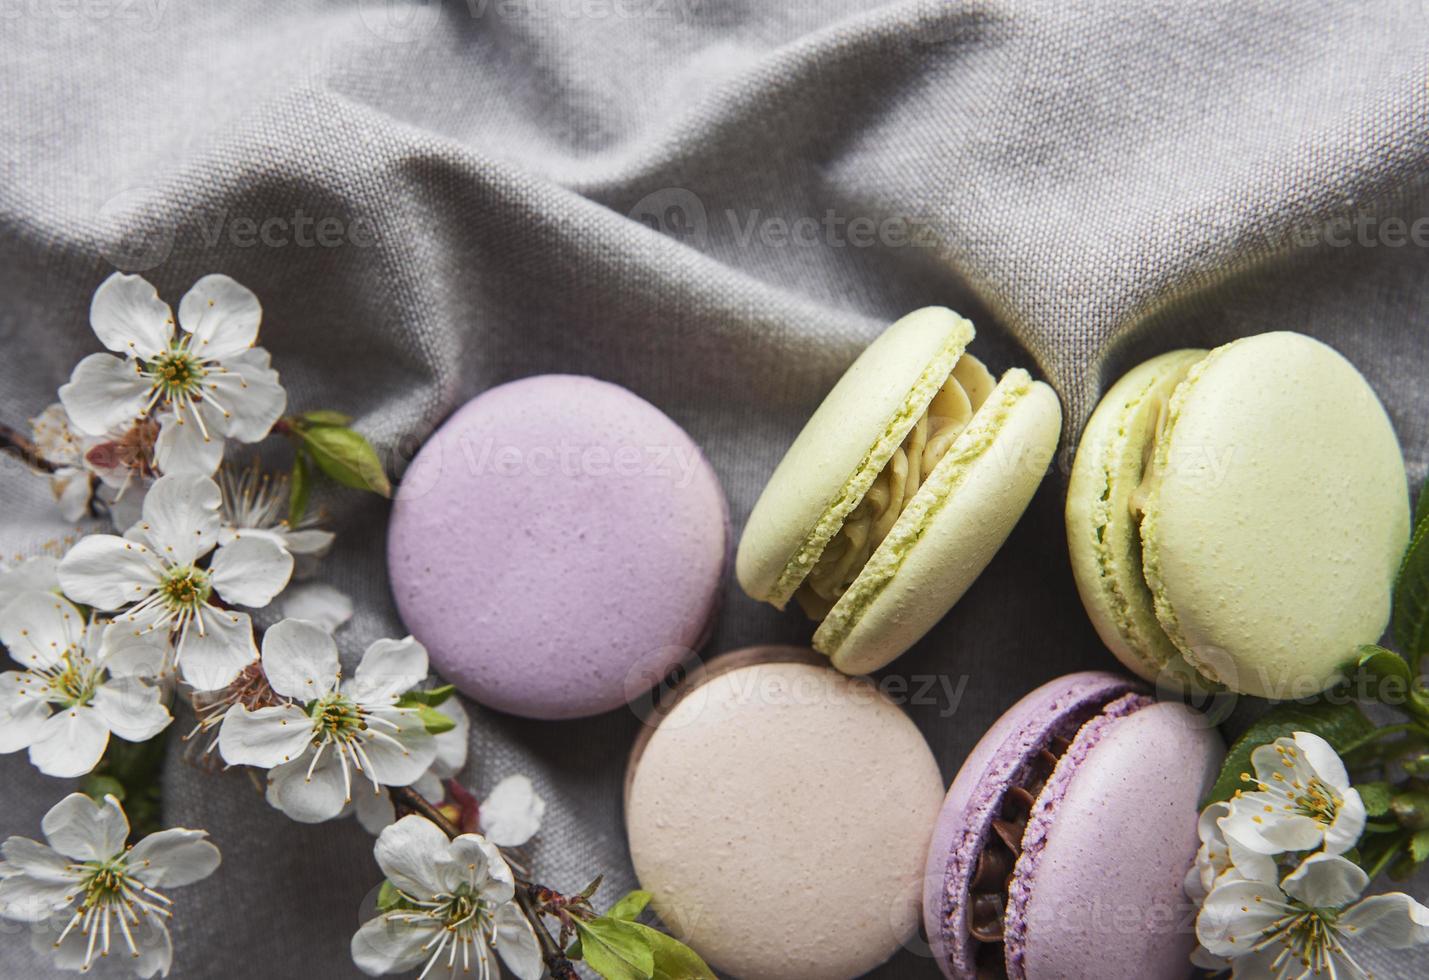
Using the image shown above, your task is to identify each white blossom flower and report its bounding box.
[353,698,469,836]
[350,816,542,980]
[58,272,286,477]
[217,619,437,823]
[57,474,292,692]
[479,776,547,849]
[279,582,354,634]
[0,591,170,778]
[217,461,334,564]
[0,793,220,978]
[1185,801,1278,904]
[30,403,158,524]
[1196,852,1429,978]
[0,554,61,610]
[1222,732,1366,858]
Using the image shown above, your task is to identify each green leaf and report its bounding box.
[1203,700,1374,806]
[300,409,354,427]
[1393,509,1429,666]
[376,880,404,913]
[606,890,652,922]
[1415,474,1429,534]
[627,923,716,980]
[300,425,391,497]
[397,685,455,708]
[288,450,313,524]
[1358,781,1393,817]
[1354,644,1415,705]
[1413,829,1429,865]
[413,704,455,735]
[573,917,655,980]
[82,775,126,803]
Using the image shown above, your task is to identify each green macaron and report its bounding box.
[737,307,1062,675]
[1067,331,1410,699]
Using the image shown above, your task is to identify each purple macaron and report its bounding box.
[923,671,1223,980]
[387,375,728,720]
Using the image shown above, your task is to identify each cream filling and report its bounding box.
[796,355,996,620]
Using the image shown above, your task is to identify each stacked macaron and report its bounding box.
[738,308,1062,675]
[1067,332,1409,697]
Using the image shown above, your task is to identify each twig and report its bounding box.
[0,422,55,473]
[389,784,460,838]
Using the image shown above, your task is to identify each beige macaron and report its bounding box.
[737,308,1062,675]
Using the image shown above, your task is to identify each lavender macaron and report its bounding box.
[387,375,728,720]
[923,672,1224,980]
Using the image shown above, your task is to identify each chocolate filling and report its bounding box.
[967,734,1073,980]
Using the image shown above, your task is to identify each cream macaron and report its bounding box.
[624,647,944,980]
[737,308,1062,675]
[1067,332,1410,698]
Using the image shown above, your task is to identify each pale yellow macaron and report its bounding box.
[1067,332,1410,699]
[737,308,1062,675]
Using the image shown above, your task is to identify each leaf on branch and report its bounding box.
[411,704,455,735]
[573,917,655,980]
[299,409,354,428]
[1393,494,1429,665]
[397,685,455,708]
[1353,644,1414,704]
[289,450,313,524]
[1412,829,1429,865]
[606,890,652,922]
[627,923,716,980]
[299,424,391,497]
[1357,781,1393,818]
[1203,700,1374,806]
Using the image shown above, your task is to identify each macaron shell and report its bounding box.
[1007,701,1222,980]
[625,651,944,980]
[736,307,973,606]
[819,375,1061,675]
[923,671,1141,980]
[1141,332,1409,698]
[1065,348,1208,688]
[387,375,728,720]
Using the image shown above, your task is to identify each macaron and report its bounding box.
[737,308,1062,675]
[923,671,1223,980]
[624,647,945,980]
[1067,332,1409,698]
[387,375,728,720]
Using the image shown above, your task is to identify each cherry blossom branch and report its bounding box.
[0,422,55,473]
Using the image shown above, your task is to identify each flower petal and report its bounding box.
[137,474,221,565]
[373,814,455,898]
[205,347,286,443]
[1294,731,1351,791]
[357,708,436,788]
[127,828,221,888]
[0,591,84,670]
[92,677,171,742]
[0,555,60,607]
[41,793,129,862]
[278,582,353,634]
[210,535,292,609]
[1281,853,1368,909]
[282,529,336,556]
[89,272,174,358]
[0,681,51,752]
[492,901,544,980]
[352,786,396,837]
[153,406,227,477]
[448,833,514,904]
[218,703,313,768]
[177,608,257,692]
[260,618,340,701]
[348,636,429,705]
[350,914,440,975]
[29,707,109,778]
[1339,892,1429,949]
[58,352,149,436]
[1196,878,1290,957]
[429,698,469,779]
[266,751,349,823]
[177,274,261,360]
[479,775,546,849]
[98,622,169,679]
[1323,787,1366,856]
[0,844,80,923]
[57,534,162,611]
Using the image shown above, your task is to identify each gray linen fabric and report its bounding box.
[2,0,1428,976]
